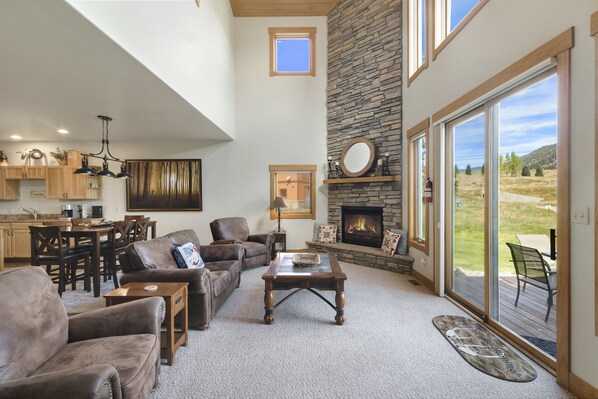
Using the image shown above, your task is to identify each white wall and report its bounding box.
[403,0,598,387]
[0,14,327,250]
[67,0,237,138]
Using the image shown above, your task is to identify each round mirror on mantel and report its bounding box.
[340,137,376,178]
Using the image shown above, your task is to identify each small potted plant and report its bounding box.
[50,147,69,166]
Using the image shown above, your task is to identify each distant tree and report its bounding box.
[454,164,459,176]
[499,155,504,175]
[504,151,522,176]
[510,152,522,177]
[521,165,531,176]
[481,163,484,174]
[535,166,544,177]
[465,164,472,175]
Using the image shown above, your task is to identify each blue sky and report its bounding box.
[276,38,310,72]
[451,0,480,30]
[454,74,557,169]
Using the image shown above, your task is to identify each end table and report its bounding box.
[104,282,188,365]
[272,231,287,259]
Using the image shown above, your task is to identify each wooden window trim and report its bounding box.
[432,28,574,123]
[269,27,316,77]
[269,164,317,220]
[407,118,430,254]
[591,11,598,338]
[432,0,488,61]
[407,0,430,86]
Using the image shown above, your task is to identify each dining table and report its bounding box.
[62,225,114,297]
[61,220,158,297]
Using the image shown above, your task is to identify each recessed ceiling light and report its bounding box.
[57,129,69,134]
[10,134,22,140]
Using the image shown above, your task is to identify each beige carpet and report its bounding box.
[141,263,571,399]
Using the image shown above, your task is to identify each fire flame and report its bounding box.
[347,216,377,234]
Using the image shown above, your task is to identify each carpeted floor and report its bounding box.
[62,263,572,399]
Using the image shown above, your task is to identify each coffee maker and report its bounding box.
[61,204,73,218]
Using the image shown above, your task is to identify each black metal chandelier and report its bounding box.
[74,115,132,179]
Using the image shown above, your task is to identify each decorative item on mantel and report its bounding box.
[382,152,390,176]
[327,156,334,179]
[74,115,132,179]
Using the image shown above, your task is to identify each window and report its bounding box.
[408,119,430,254]
[407,0,428,84]
[269,27,316,77]
[269,165,316,219]
[433,0,487,59]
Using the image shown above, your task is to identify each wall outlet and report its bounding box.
[571,206,589,224]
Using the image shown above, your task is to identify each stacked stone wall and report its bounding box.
[327,0,403,235]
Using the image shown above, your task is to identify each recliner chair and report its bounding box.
[209,217,274,269]
[0,266,164,399]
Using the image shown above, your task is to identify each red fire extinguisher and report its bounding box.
[425,178,433,203]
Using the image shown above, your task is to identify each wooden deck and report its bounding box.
[453,273,556,343]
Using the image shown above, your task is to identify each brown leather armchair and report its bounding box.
[209,217,275,269]
[0,266,164,399]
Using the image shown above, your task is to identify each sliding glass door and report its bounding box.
[446,109,486,314]
[444,71,558,358]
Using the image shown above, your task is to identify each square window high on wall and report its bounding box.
[269,27,316,77]
[407,0,428,84]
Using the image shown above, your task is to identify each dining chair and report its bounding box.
[132,217,151,242]
[506,242,557,322]
[124,214,145,221]
[100,220,134,289]
[29,226,92,296]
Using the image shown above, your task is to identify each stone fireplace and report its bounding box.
[342,206,383,248]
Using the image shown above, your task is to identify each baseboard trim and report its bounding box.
[568,372,598,398]
[412,269,434,292]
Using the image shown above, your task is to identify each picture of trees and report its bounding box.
[126,159,202,211]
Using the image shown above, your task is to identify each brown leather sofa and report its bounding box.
[0,266,164,399]
[119,229,243,330]
[209,217,274,269]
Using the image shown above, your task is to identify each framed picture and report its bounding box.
[126,159,202,211]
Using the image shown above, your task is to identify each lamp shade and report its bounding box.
[272,196,288,209]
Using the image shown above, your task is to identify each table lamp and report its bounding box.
[271,196,288,232]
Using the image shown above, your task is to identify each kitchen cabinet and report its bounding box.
[5,166,46,180]
[1,222,43,259]
[0,168,19,200]
[46,167,101,200]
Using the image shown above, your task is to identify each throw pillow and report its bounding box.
[312,222,324,242]
[317,225,337,244]
[173,242,205,269]
[390,228,408,255]
[381,229,401,256]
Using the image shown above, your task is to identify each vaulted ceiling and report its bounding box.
[230,0,339,17]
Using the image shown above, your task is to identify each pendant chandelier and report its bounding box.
[74,115,132,179]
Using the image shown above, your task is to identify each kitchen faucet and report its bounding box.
[19,207,39,220]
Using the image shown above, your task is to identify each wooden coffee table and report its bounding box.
[104,282,188,365]
[262,253,347,325]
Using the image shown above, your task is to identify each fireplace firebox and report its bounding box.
[341,206,383,248]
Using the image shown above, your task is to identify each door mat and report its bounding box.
[433,315,537,382]
[521,335,556,358]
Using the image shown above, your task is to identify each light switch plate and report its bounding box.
[571,206,589,224]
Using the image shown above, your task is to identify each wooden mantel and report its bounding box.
[323,175,399,185]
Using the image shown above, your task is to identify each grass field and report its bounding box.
[453,170,557,274]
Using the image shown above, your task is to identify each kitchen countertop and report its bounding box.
[0,214,66,222]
